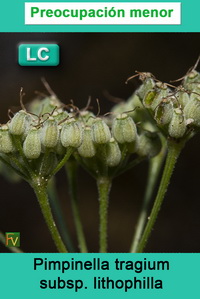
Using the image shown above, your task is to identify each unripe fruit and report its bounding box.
[137,132,161,158]
[55,128,66,155]
[0,125,15,153]
[168,108,186,138]
[106,138,121,167]
[61,119,83,148]
[183,71,200,97]
[143,90,157,108]
[80,111,95,124]
[112,113,138,144]
[28,96,63,116]
[52,109,69,123]
[23,127,41,159]
[91,118,111,144]
[183,70,200,90]
[9,110,30,136]
[154,100,173,125]
[78,127,96,158]
[137,76,155,100]
[184,97,200,127]
[177,92,190,108]
[143,82,169,111]
[41,117,59,148]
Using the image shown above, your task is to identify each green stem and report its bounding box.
[0,155,28,181]
[12,135,36,178]
[8,154,30,180]
[47,177,75,252]
[32,180,68,253]
[97,177,112,253]
[110,145,128,178]
[0,231,24,253]
[50,147,73,177]
[130,142,167,253]
[136,139,184,253]
[66,161,88,253]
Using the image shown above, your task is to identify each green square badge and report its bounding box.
[18,44,59,66]
[5,232,20,247]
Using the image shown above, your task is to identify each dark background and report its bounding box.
[0,33,200,253]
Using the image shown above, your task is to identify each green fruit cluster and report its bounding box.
[1,68,199,180]
[0,93,162,180]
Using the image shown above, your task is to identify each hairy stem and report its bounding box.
[8,154,30,178]
[66,161,88,253]
[97,177,112,253]
[0,155,28,181]
[12,135,36,178]
[47,177,75,252]
[136,139,184,253]
[130,142,167,253]
[32,179,68,253]
[50,147,74,177]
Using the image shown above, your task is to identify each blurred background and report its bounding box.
[0,33,200,253]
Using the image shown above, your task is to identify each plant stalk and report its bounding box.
[97,177,112,253]
[32,180,68,253]
[66,161,88,253]
[50,147,73,177]
[12,135,36,178]
[130,140,167,253]
[47,177,75,252]
[0,155,28,181]
[136,139,184,253]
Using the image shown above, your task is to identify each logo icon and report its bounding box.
[18,44,60,66]
[5,232,20,247]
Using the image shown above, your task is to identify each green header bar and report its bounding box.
[0,0,199,32]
